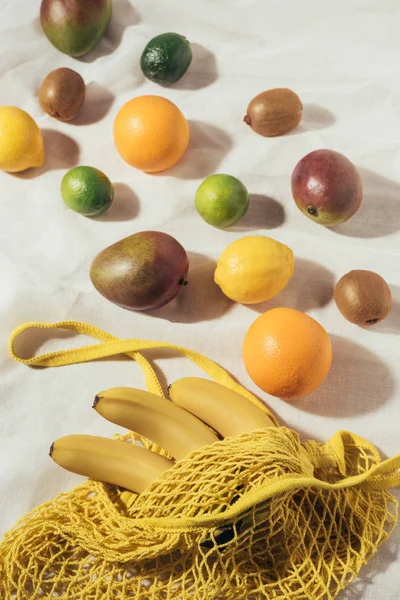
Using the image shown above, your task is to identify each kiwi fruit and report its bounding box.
[244,88,302,137]
[334,270,392,326]
[39,68,86,122]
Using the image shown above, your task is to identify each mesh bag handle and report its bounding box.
[9,320,400,516]
[9,320,279,425]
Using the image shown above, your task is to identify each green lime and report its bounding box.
[61,166,114,217]
[141,33,192,85]
[195,174,249,228]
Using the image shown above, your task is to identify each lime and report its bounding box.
[141,33,192,85]
[195,174,249,228]
[61,166,114,217]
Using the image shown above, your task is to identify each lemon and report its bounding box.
[214,235,294,304]
[0,106,44,172]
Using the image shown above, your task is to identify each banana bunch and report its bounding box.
[50,378,275,493]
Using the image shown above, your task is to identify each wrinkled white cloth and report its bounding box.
[0,0,399,596]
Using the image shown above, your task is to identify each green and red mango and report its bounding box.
[40,0,112,57]
[90,231,189,311]
[291,149,363,226]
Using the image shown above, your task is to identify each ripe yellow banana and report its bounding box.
[168,377,275,438]
[94,387,219,459]
[50,434,173,493]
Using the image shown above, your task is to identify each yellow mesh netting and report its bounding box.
[1,321,400,600]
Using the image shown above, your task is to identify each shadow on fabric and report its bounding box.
[171,44,217,90]
[365,285,400,335]
[95,183,139,222]
[161,120,233,180]
[13,129,80,179]
[290,103,336,135]
[250,257,335,314]
[79,0,141,63]
[331,168,400,238]
[294,335,394,417]
[146,252,233,323]
[229,194,285,232]
[72,83,115,126]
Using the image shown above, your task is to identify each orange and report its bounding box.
[113,95,190,173]
[243,307,332,400]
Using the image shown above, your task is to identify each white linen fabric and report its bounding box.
[0,0,399,597]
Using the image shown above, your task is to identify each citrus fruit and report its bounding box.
[114,95,190,173]
[195,174,249,228]
[0,106,44,173]
[141,33,192,85]
[243,307,332,400]
[214,236,294,304]
[61,166,114,217]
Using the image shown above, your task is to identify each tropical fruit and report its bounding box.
[61,166,114,217]
[39,68,86,122]
[292,149,362,226]
[114,95,190,172]
[243,307,332,400]
[168,377,276,436]
[195,174,249,228]
[50,434,172,493]
[40,0,112,57]
[141,33,192,85]
[334,270,392,326]
[94,387,218,460]
[214,236,294,304]
[244,88,302,137]
[90,231,189,310]
[0,106,44,172]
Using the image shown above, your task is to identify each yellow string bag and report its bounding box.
[1,320,400,600]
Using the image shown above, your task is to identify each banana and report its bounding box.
[168,377,275,438]
[93,387,219,460]
[50,434,173,493]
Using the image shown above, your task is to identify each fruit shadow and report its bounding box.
[229,194,285,232]
[331,168,400,237]
[95,183,139,222]
[339,495,400,600]
[294,335,394,417]
[146,252,233,323]
[171,44,217,90]
[290,103,336,135]
[79,0,141,63]
[364,284,400,335]
[161,120,233,180]
[72,83,115,125]
[249,258,335,314]
[13,129,80,180]
[271,413,322,443]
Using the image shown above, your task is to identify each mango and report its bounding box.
[90,231,189,311]
[40,0,112,57]
[291,149,362,226]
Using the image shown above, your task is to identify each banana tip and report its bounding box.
[93,395,101,409]
[49,442,54,457]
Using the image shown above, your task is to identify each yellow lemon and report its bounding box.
[0,106,44,172]
[214,235,294,304]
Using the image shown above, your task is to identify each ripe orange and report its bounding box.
[243,307,332,400]
[114,95,190,173]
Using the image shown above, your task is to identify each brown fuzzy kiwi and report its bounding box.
[334,270,392,326]
[39,68,86,122]
[244,88,302,137]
